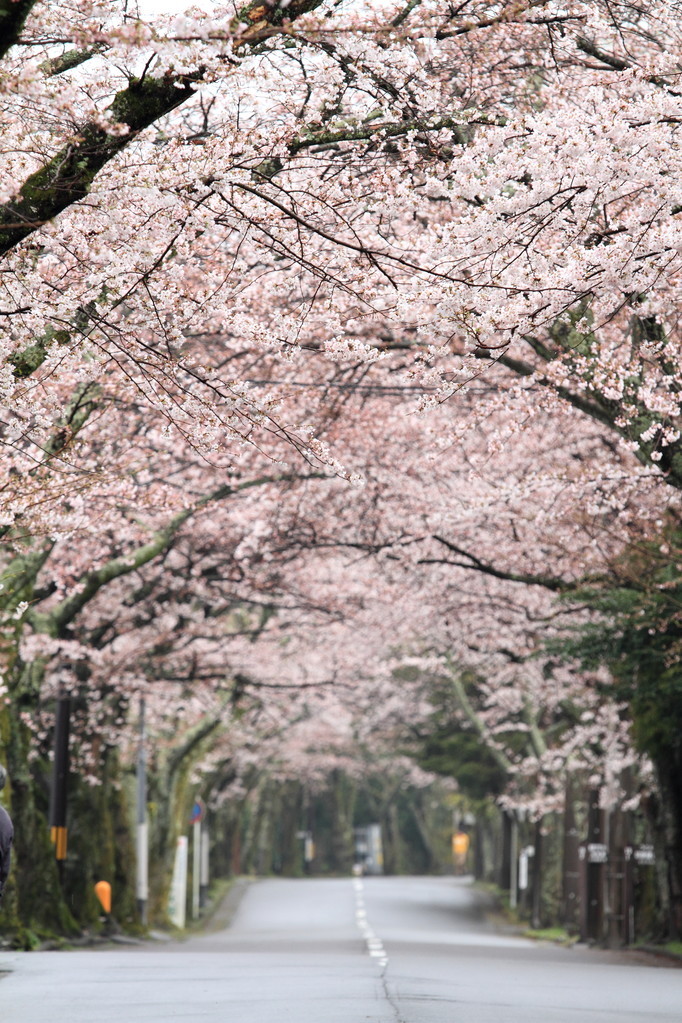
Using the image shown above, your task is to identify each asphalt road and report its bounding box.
[1,875,681,1022]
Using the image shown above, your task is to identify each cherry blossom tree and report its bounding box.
[2,0,682,938]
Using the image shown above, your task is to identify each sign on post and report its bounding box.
[452,831,470,874]
[190,798,205,920]
[518,845,534,891]
[634,844,655,866]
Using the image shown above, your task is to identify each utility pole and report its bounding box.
[49,694,71,882]
[531,818,543,929]
[136,695,149,925]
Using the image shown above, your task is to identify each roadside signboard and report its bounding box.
[634,844,655,866]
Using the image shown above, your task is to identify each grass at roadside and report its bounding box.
[523,926,577,945]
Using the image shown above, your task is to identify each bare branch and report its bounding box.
[426,535,579,592]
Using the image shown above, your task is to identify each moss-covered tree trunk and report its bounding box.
[383,802,405,875]
[1,643,78,942]
[276,781,304,876]
[147,715,224,923]
[65,750,138,931]
[328,770,356,874]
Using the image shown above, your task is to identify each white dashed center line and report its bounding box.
[353,877,388,969]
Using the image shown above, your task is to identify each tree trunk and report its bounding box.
[562,778,581,934]
[583,789,607,943]
[328,770,356,874]
[652,753,682,938]
[1,669,78,940]
[500,810,513,891]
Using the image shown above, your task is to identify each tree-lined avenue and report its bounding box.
[1,877,681,1022]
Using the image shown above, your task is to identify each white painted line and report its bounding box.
[352,877,388,969]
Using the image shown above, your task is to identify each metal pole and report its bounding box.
[623,845,634,945]
[200,823,210,909]
[579,844,588,941]
[192,818,201,920]
[509,812,518,910]
[49,695,71,880]
[136,695,149,925]
[531,818,543,929]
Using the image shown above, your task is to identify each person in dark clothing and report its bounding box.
[0,764,13,901]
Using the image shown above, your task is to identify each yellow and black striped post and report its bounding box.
[50,825,68,860]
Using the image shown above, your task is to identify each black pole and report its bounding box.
[531,818,543,930]
[585,788,605,943]
[500,810,513,891]
[49,696,71,880]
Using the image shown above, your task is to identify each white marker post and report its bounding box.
[168,836,188,929]
[136,695,149,925]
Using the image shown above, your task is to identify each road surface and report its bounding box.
[1,876,681,1022]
